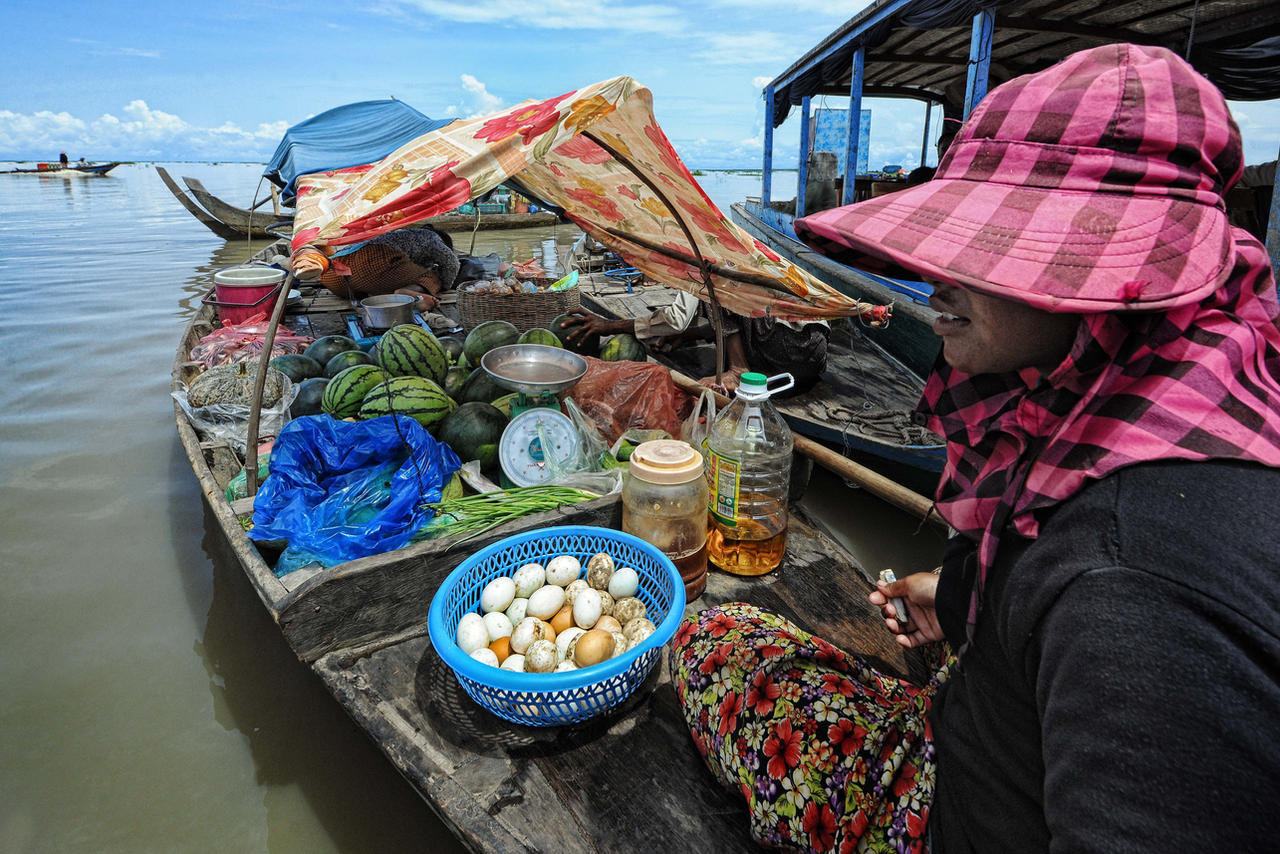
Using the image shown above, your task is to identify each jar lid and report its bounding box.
[628,439,703,484]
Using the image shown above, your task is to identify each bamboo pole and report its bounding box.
[667,368,945,528]
[245,269,297,496]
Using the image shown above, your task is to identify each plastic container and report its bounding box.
[427,525,684,726]
[623,440,710,600]
[704,372,795,576]
[209,265,286,324]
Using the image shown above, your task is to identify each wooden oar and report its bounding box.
[667,368,945,529]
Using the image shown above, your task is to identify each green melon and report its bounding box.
[292,377,330,417]
[439,336,465,364]
[457,367,509,404]
[550,313,599,356]
[324,349,375,378]
[491,393,519,418]
[322,364,388,418]
[463,320,519,367]
[358,375,456,429]
[435,402,509,470]
[373,324,449,384]
[443,365,469,399]
[270,353,323,383]
[517,327,562,348]
[600,332,647,362]
[304,335,360,368]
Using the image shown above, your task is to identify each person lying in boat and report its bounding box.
[560,292,829,396]
[670,43,1280,854]
[289,225,460,311]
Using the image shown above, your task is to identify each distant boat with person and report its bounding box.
[3,160,119,176]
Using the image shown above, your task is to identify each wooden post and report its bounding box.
[796,96,812,220]
[843,46,866,206]
[763,86,775,208]
[964,8,996,118]
[920,100,933,168]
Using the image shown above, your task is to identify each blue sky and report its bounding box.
[2,0,1278,171]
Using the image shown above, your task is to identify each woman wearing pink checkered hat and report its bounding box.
[670,43,1280,853]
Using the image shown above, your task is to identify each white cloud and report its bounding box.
[67,37,161,59]
[460,74,503,116]
[376,0,685,34]
[752,76,772,89]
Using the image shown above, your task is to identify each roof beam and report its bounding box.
[994,15,1161,45]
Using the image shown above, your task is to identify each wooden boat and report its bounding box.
[3,161,119,176]
[175,237,945,852]
[157,166,563,240]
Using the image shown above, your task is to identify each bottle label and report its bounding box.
[707,448,740,526]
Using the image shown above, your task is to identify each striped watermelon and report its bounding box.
[374,324,448,385]
[600,332,647,362]
[358,375,456,429]
[322,364,388,418]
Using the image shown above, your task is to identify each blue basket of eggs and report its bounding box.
[427,525,686,726]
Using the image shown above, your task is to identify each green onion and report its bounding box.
[420,485,600,544]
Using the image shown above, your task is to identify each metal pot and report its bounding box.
[360,294,417,329]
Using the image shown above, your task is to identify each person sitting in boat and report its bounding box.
[670,43,1280,854]
[289,225,460,311]
[59,152,68,167]
[560,293,829,396]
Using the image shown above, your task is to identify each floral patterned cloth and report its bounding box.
[670,603,952,854]
[289,77,886,325]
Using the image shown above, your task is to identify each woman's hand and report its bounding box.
[698,366,745,395]
[560,309,629,342]
[869,570,945,648]
[394,287,439,312]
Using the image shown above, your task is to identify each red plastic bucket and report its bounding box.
[207,266,286,325]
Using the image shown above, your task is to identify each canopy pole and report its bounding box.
[844,46,866,206]
[583,131,730,384]
[763,86,776,207]
[963,9,996,118]
[920,100,933,168]
[245,269,297,496]
[1268,142,1280,281]
[796,96,812,219]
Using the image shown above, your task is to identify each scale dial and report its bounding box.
[498,408,580,487]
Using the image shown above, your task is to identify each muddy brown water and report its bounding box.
[0,162,945,852]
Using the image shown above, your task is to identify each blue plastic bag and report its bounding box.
[249,415,461,576]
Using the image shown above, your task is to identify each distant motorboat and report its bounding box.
[3,160,119,176]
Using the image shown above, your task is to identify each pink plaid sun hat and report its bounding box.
[795,43,1246,312]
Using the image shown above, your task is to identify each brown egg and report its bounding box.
[550,603,575,635]
[594,615,622,634]
[488,636,512,664]
[572,629,615,668]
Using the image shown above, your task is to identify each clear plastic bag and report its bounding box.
[171,377,298,454]
[680,388,718,458]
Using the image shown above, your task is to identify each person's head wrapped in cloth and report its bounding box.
[795,42,1280,632]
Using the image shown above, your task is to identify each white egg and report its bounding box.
[555,660,578,672]
[586,552,615,590]
[556,626,586,662]
[512,563,546,598]
[500,654,525,672]
[610,631,630,657]
[545,554,581,586]
[469,647,500,668]
[482,611,513,642]
[526,584,566,620]
[510,616,553,654]
[608,566,640,599]
[455,613,488,654]
[479,576,516,614]
[623,617,656,645]
[523,639,558,673]
[564,579,590,605]
[573,588,603,629]
[505,597,529,625]
[614,596,647,626]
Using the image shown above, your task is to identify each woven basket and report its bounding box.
[457,279,580,332]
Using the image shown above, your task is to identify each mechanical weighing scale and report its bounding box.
[479,344,589,487]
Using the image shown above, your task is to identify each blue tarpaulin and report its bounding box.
[263,100,454,203]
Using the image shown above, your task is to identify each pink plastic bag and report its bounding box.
[188,312,314,368]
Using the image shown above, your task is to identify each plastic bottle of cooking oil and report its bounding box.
[704,372,794,575]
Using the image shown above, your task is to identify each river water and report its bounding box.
[0,162,945,853]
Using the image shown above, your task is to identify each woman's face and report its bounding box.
[929,281,1079,375]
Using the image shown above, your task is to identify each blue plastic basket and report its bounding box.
[427,526,685,726]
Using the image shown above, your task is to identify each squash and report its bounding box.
[188,362,286,408]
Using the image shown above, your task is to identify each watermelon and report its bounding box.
[304,334,360,368]
[435,402,508,470]
[443,365,469,399]
[322,364,388,418]
[374,324,448,385]
[324,349,374,378]
[358,375,456,428]
[292,377,330,417]
[517,327,562,348]
[439,336,465,364]
[271,353,323,383]
[600,332,647,362]
[457,367,509,404]
[551,313,599,356]
[463,320,519,367]
[491,392,519,418]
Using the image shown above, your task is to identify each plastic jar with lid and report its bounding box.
[622,439,710,600]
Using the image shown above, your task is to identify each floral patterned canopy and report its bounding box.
[291,76,885,323]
